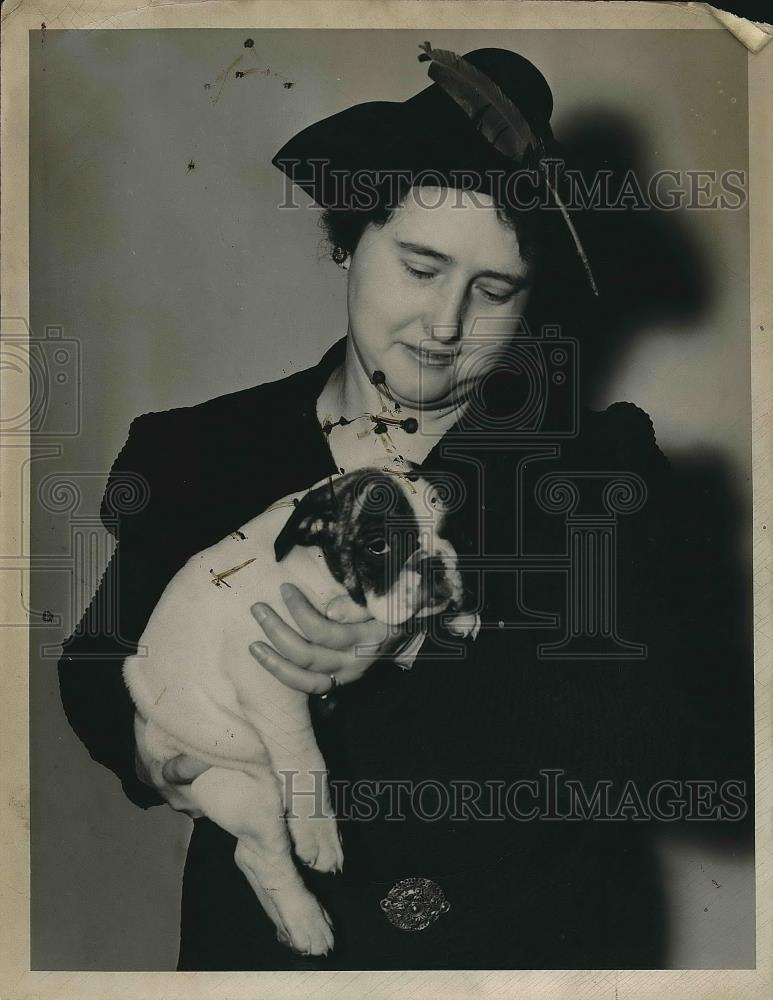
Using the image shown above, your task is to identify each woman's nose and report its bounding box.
[425,286,467,343]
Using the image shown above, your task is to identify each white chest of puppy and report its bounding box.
[123,469,467,956]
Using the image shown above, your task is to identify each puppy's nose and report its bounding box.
[416,554,453,605]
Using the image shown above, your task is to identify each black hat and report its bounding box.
[273,46,554,201]
[273,43,597,295]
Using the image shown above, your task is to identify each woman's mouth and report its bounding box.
[403,343,458,367]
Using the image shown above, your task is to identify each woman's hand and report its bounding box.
[135,727,209,816]
[249,583,419,694]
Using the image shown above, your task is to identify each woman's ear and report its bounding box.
[273,483,336,562]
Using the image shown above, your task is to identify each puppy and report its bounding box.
[124,469,475,956]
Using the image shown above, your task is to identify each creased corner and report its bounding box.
[703,3,773,53]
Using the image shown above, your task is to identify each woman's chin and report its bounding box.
[386,370,459,411]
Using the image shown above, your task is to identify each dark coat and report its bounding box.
[58,337,752,971]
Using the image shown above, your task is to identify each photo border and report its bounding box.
[1,2,770,997]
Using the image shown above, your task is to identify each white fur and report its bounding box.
[123,473,464,956]
[125,495,345,956]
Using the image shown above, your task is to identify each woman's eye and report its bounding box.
[403,262,436,281]
[477,286,512,305]
[366,538,390,555]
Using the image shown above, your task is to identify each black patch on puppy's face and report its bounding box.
[336,474,420,606]
[274,471,419,607]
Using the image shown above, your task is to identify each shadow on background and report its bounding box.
[529,109,714,402]
[526,108,755,961]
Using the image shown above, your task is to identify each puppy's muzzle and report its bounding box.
[412,551,461,613]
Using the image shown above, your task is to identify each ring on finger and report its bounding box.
[319,673,338,699]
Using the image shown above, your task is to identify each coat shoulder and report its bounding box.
[99,366,317,543]
[121,365,313,440]
[578,401,670,479]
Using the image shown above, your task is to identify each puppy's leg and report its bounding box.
[187,764,334,956]
[229,658,344,875]
[263,734,344,876]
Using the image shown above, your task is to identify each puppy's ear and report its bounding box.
[274,483,335,562]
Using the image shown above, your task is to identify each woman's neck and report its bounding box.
[333,336,465,433]
[316,336,467,469]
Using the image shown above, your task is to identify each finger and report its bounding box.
[281,583,385,649]
[325,593,374,625]
[250,604,346,673]
[251,601,316,667]
[162,754,210,785]
[249,641,338,695]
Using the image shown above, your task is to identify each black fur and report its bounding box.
[273,470,421,606]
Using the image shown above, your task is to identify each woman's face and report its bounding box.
[346,186,534,410]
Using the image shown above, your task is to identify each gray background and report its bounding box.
[28,29,753,969]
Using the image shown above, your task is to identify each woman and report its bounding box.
[58,45,726,971]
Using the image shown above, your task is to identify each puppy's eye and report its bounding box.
[366,537,390,556]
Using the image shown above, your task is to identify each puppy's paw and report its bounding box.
[288,815,344,874]
[277,897,335,957]
[446,611,481,640]
[234,840,334,956]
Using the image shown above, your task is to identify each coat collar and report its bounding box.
[295,336,348,421]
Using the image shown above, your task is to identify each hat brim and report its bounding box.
[273,90,553,210]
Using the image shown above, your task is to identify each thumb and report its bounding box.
[162,754,210,786]
[325,594,374,624]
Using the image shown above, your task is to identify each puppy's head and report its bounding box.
[274,470,464,625]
